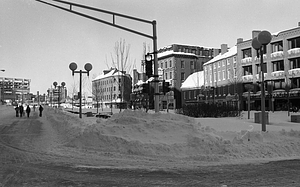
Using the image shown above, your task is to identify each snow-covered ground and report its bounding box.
[1,105,300,169]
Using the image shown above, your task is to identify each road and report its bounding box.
[1,106,300,186]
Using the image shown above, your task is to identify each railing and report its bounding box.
[270,51,284,59]
[242,74,253,82]
[287,48,300,57]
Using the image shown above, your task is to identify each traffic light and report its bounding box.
[162,80,171,94]
[145,55,153,77]
[142,83,149,94]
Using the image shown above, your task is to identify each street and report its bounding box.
[1,107,300,186]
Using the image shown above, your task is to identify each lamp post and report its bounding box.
[251,30,272,132]
[53,81,66,108]
[69,62,92,118]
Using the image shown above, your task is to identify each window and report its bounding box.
[222,60,225,67]
[213,63,216,69]
[242,48,252,58]
[218,61,221,68]
[272,60,284,71]
[271,41,283,52]
[191,49,196,54]
[227,69,231,79]
[165,61,167,68]
[218,71,221,81]
[181,61,185,68]
[209,65,212,70]
[288,37,300,49]
[243,65,253,75]
[161,63,163,69]
[170,72,172,79]
[181,72,185,81]
[210,74,212,83]
[227,58,230,65]
[222,70,225,80]
[233,56,237,64]
[256,63,267,73]
[165,72,168,79]
[214,72,216,82]
[190,61,194,69]
[256,45,267,56]
[169,60,172,67]
[233,68,237,77]
[290,57,300,69]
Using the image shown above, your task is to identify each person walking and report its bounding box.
[33,104,36,112]
[19,104,24,117]
[15,105,20,117]
[26,105,31,118]
[39,105,43,117]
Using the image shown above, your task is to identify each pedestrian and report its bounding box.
[19,104,24,117]
[33,104,36,112]
[26,105,31,118]
[15,105,20,117]
[39,105,43,117]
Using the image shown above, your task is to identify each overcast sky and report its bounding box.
[1,0,300,95]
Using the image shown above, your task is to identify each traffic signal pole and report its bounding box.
[36,0,160,113]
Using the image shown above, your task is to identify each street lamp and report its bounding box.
[53,81,66,108]
[69,62,92,118]
[251,30,272,132]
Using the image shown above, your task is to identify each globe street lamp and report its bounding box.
[69,62,92,118]
[251,30,272,132]
[53,81,66,108]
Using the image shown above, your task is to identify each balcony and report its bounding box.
[270,51,284,60]
[254,54,267,62]
[271,70,285,79]
[288,68,300,77]
[255,73,267,81]
[287,48,300,58]
[241,57,252,65]
[242,74,253,82]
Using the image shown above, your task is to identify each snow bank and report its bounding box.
[52,109,300,163]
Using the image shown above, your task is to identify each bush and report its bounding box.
[181,102,240,118]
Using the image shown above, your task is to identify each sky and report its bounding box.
[1,0,300,96]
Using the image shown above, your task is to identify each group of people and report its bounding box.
[15,104,43,118]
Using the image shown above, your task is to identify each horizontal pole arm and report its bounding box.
[36,0,153,39]
[51,0,153,24]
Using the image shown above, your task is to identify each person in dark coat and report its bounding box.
[39,105,43,117]
[19,104,24,117]
[26,105,31,118]
[15,105,20,117]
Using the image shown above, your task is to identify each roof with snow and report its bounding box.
[203,45,237,66]
[180,71,204,90]
[92,68,127,81]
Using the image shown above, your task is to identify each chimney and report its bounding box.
[252,30,261,39]
[237,38,243,44]
[221,44,228,55]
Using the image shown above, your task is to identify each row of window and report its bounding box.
[100,94,122,101]
[97,78,122,86]
[242,37,300,58]
[243,57,300,75]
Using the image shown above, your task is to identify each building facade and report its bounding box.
[92,68,132,109]
[157,44,220,108]
[0,77,30,104]
[237,24,300,111]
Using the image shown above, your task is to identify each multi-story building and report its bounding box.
[0,77,30,104]
[203,44,238,104]
[237,23,300,111]
[157,44,220,108]
[92,68,132,109]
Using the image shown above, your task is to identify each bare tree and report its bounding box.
[108,38,133,111]
[68,82,78,110]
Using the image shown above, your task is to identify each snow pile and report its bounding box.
[58,109,300,162]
